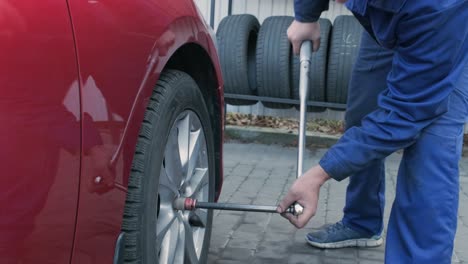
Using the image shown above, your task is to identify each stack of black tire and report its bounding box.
[217,14,363,111]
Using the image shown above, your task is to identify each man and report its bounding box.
[277,0,468,262]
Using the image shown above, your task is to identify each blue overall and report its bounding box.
[294,0,468,262]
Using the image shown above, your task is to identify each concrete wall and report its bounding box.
[194,0,351,121]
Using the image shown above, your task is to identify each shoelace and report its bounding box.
[326,221,347,234]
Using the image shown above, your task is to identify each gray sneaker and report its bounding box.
[306,221,383,249]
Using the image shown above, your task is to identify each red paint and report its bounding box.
[0,0,81,263]
[0,0,223,263]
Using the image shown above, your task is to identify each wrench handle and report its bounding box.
[294,41,313,215]
[174,198,303,216]
[296,41,312,178]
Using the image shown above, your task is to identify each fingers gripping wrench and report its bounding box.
[172,42,313,217]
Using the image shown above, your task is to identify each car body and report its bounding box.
[0,0,224,263]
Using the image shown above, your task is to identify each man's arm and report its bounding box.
[289,0,330,54]
[294,0,329,22]
[320,3,468,181]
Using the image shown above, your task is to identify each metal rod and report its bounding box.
[174,198,303,215]
[228,0,233,16]
[210,0,216,28]
[297,41,312,178]
[223,94,347,109]
[197,202,277,213]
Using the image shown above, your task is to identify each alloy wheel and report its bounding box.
[156,110,209,264]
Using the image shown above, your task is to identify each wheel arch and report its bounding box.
[165,43,224,200]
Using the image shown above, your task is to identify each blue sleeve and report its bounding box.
[294,0,329,22]
[319,4,468,181]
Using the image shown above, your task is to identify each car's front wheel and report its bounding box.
[122,70,215,264]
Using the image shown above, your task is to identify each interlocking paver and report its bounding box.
[220,247,254,261]
[209,142,468,263]
[255,241,291,259]
[288,253,321,264]
[358,248,386,261]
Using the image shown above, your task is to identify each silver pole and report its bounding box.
[197,202,278,213]
[292,41,312,216]
[196,202,302,215]
[297,41,312,179]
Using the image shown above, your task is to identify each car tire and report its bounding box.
[291,18,332,112]
[217,14,260,105]
[256,16,294,109]
[122,70,215,264]
[326,15,363,105]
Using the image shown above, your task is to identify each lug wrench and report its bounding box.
[173,197,304,216]
[173,41,313,217]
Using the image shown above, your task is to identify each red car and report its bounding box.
[0,0,224,263]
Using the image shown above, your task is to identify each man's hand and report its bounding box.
[287,20,321,55]
[277,165,331,228]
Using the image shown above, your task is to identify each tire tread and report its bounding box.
[326,15,363,104]
[121,70,214,263]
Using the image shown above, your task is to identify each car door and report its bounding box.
[67,0,170,263]
[0,0,80,263]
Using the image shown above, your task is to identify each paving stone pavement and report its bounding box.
[208,142,468,264]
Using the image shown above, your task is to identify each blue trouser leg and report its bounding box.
[385,61,468,263]
[342,31,394,236]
